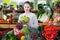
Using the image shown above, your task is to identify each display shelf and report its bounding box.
[3,9,13,13]
[0,22,60,28]
[0,28,13,31]
[15,9,24,13]
[0,23,16,28]
[0,23,48,28]
[55,8,60,10]
[38,22,48,26]
[55,8,60,12]
[0,9,38,13]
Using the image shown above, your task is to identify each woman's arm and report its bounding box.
[32,14,38,28]
[18,14,22,23]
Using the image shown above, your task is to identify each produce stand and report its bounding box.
[0,0,60,40]
[0,22,60,40]
[0,23,16,28]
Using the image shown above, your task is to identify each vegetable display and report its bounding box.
[20,16,29,24]
[43,25,60,40]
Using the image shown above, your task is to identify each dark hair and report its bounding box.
[24,1,31,7]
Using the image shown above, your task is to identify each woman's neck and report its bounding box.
[25,11,30,13]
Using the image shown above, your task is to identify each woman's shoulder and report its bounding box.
[19,13,25,16]
[30,13,36,16]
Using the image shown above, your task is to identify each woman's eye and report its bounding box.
[25,6,29,8]
[27,7,29,8]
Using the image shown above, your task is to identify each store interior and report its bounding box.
[0,0,60,40]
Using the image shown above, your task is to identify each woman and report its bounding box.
[18,1,38,28]
[14,1,38,37]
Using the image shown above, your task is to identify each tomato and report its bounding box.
[17,31,24,38]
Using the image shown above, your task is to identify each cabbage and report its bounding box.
[20,16,29,24]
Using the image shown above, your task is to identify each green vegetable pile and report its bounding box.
[2,30,19,40]
[21,27,30,35]
[20,16,29,24]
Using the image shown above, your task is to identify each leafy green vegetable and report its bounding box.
[2,30,19,40]
[21,27,30,35]
[38,25,45,33]
[20,16,29,24]
[37,4,45,18]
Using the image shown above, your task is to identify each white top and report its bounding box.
[18,13,38,28]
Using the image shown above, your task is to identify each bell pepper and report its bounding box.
[21,36,25,40]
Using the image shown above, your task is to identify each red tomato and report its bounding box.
[17,31,24,38]
[43,25,58,40]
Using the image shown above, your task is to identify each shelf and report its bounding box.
[0,28,13,31]
[15,9,24,13]
[55,8,60,12]
[0,23,16,28]
[15,9,38,13]
[31,9,38,13]
[38,22,48,26]
[3,9,13,13]
[0,9,38,13]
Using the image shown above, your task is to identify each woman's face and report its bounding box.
[24,3,31,12]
